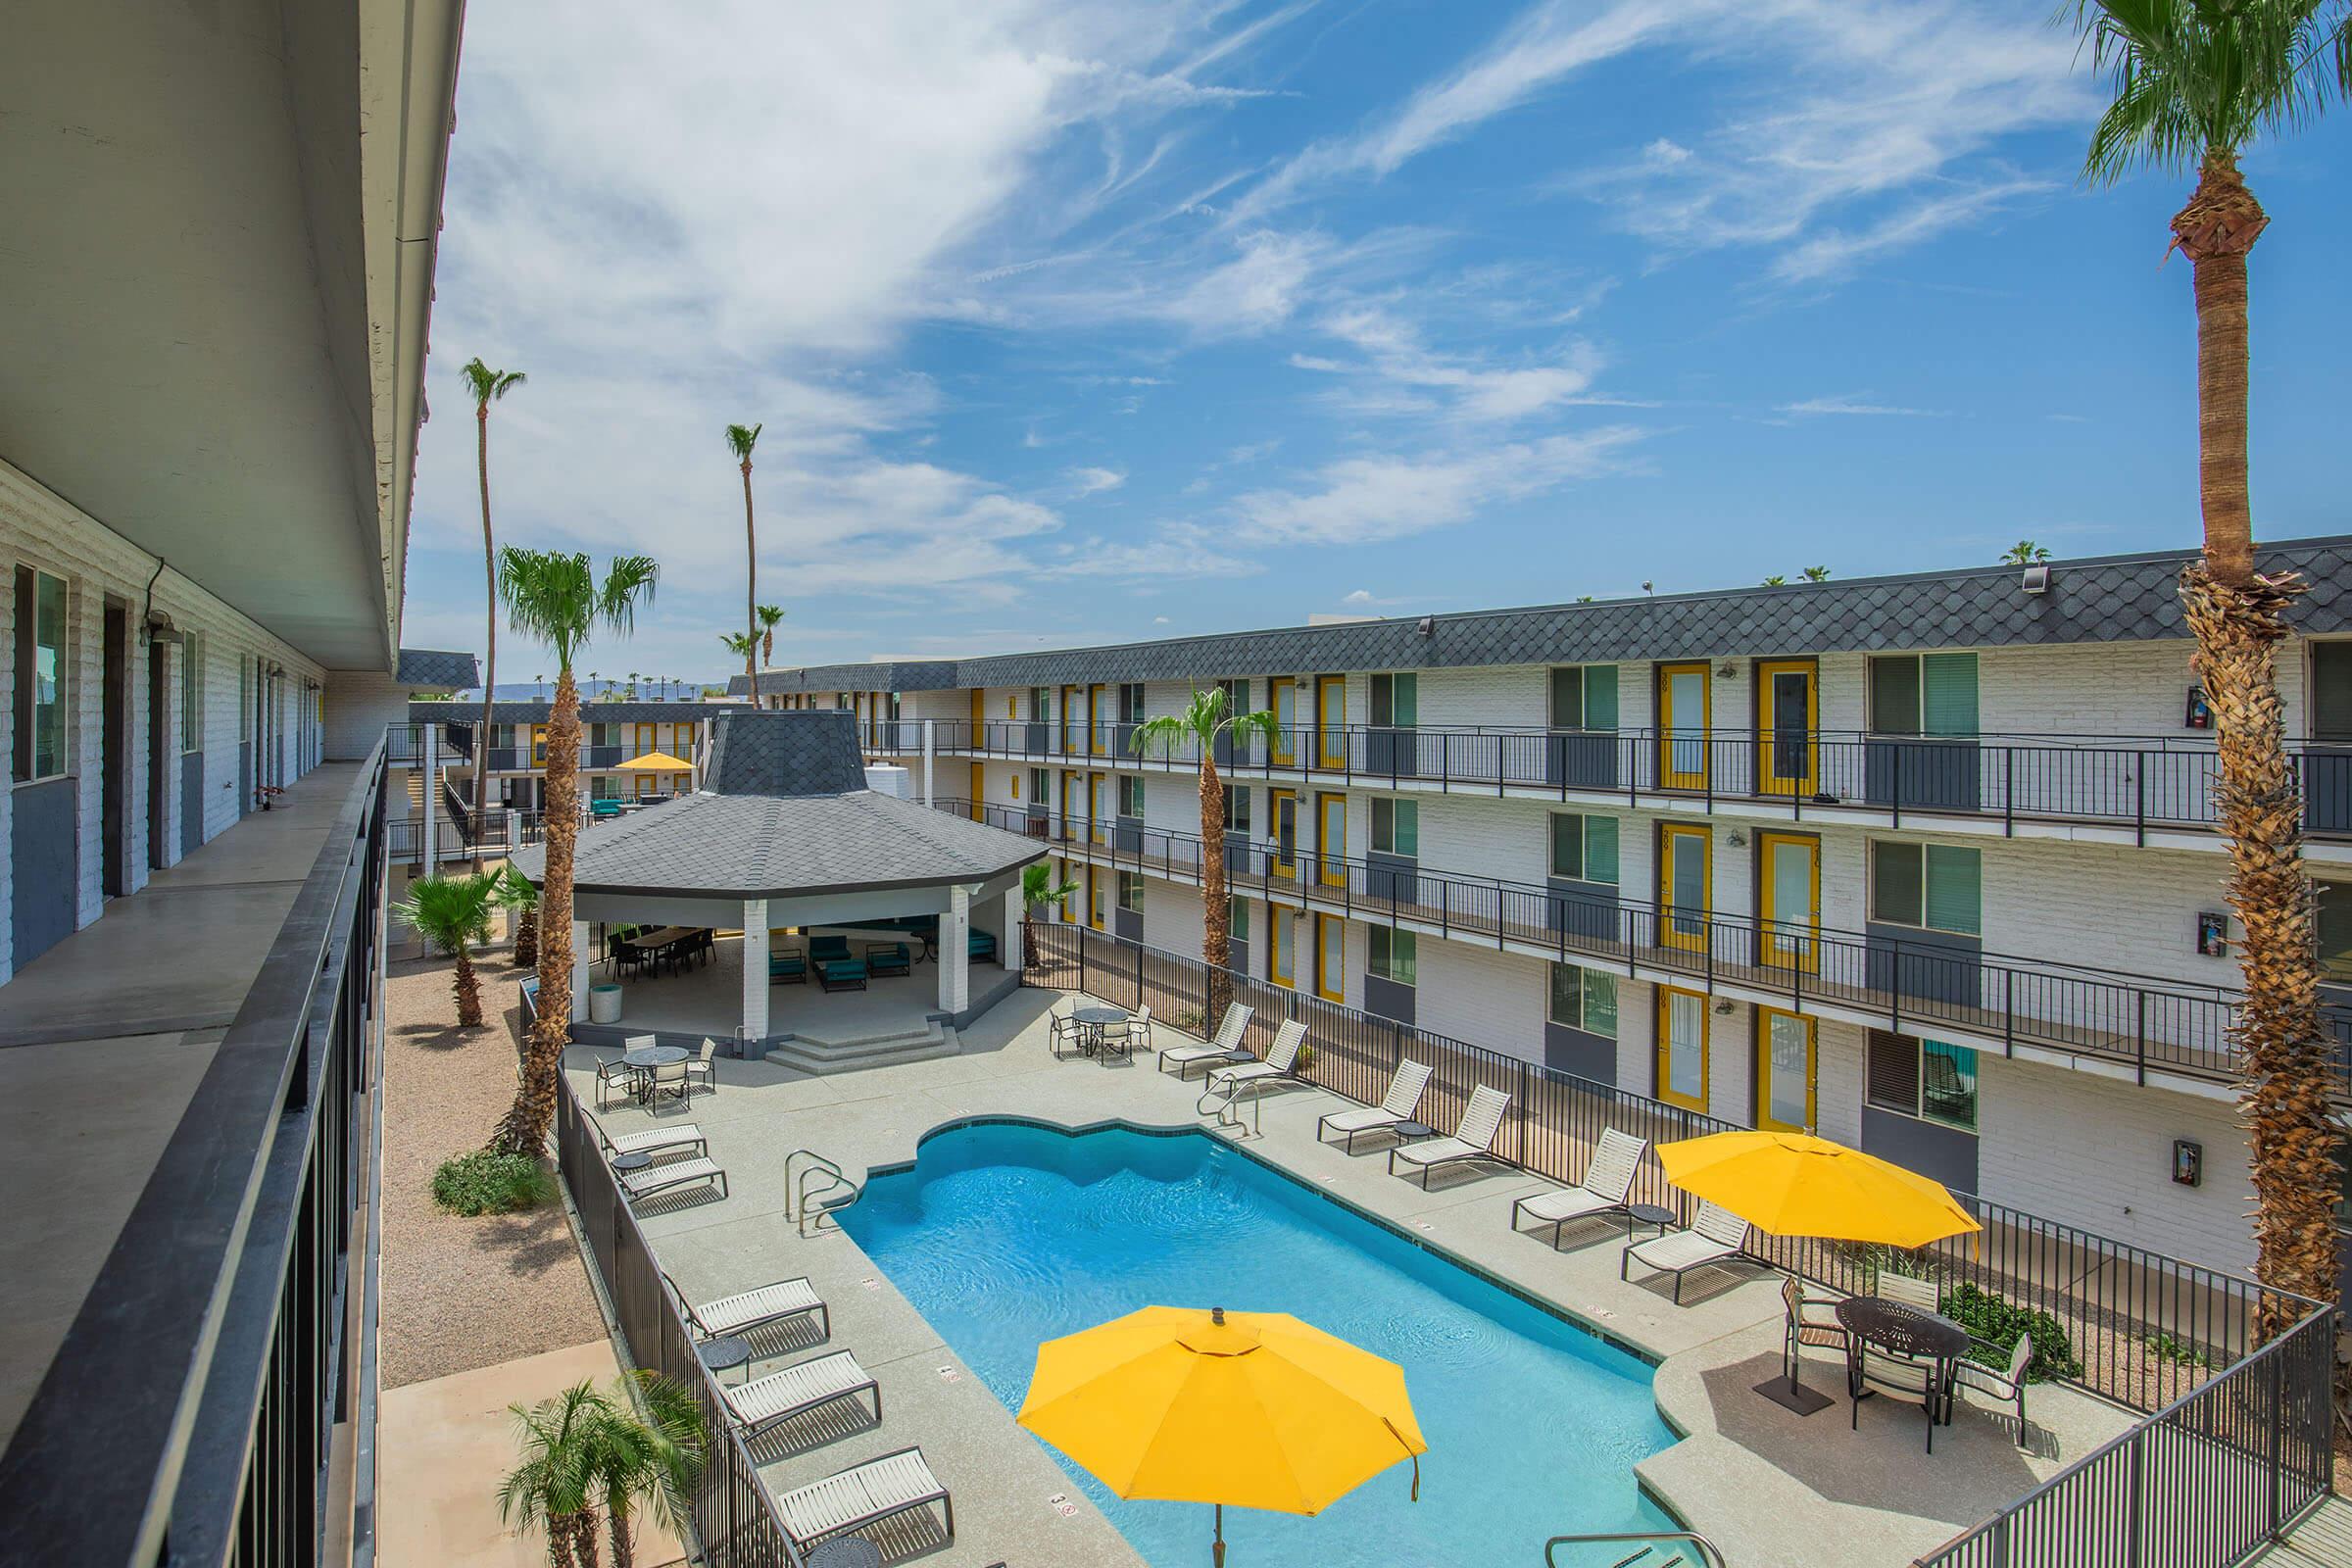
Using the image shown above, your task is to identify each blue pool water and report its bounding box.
[837,1120,1676,1566]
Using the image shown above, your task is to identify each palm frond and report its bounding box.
[596,555,661,636]
[725,422,763,463]
[461,357,527,408]
[757,604,785,628]
[718,631,758,656]
[392,871,499,953]
[2067,0,2347,181]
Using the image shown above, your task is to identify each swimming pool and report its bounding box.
[838,1119,1677,1566]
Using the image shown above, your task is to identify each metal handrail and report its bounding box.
[785,1148,862,1235]
[1544,1529,1729,1568]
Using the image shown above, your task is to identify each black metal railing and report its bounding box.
[1025,922,2330,1421]
[0,738,393,1565]
[881,718,2352,843]
[943,798,2352,1096]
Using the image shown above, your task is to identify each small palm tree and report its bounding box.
[494,862,542,968]
[758,604,785,666]
[627,670,640,701]
[1132,687,1280,1019]
[718,631,758,670]
[461,358,526,862]
[497,1381,603,1568]
[1761,573,1788,586]
[2000,541,2052,564]
[393,872,499,1027]
[1800,565,1832,582]
[1019,861,1081,967]
[588,1373,704,1568]
[492,549,660,1157]
[727,422,763,701]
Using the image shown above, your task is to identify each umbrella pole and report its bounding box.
[1213,1502,1225,1567]
[1754,1273,1834,1416]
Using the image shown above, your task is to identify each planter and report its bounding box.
[588,983,622,1024]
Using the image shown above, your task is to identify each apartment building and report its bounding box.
[0,1,463,1561]
[424,698,727,809]
[735,538,2352,1302]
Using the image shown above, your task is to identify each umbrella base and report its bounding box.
[1754,1374,1834,1416]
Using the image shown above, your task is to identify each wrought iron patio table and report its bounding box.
[1837,1297,1969,1424]
[1071,1005,1128,1055]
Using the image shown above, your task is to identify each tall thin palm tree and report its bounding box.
[392,871,499,1027]
[757,604,785,695]
[2070,0,2346,1321]
[460,358,526,857]
[726,423,763,701]
[1131,687,1280,1019]
[491,549,659,1157]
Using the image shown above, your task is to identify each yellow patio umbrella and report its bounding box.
[614,750,694,772]
[1016,1304,1425,1565]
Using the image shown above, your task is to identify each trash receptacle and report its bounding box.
[588,983,622,1024]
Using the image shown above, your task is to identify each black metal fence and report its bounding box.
[0,740,394,1565]
[1025,921,2328,1417]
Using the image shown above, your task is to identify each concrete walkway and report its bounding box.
[565,988,2135,1568]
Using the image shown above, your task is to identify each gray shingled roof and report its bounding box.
[396,649,479,689]
[703,710,869,795]
[408,700,738,723]
[727,535,2352,695]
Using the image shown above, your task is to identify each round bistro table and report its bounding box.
[1070,1005,1129,1055]
[1837,1297,1971,1424]
[806,1538,884,1568]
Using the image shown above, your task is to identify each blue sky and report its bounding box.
[401,0,2351,686]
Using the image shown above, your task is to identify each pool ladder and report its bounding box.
[1544,1531,1729,1568]
[784,1148,862,1236]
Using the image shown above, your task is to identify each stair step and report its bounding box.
[765,1022,959,1075]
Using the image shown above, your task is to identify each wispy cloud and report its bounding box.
[1777,393,1947,417]
[1296,305,1610,421]
[1067,466,1129,496]
[1227,427,1648,547]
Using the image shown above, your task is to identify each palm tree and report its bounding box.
[495,862,541,968]
[497,1381,604,1568]
[1131,687,1280,1019]
[1019,861,1081,967]
[727,422,763,701]
[491,549,660,1157]
[587,1373,704,1568]
[1800,564,1832,582]
[2000,541,2053,564]
[2068,0,2346,1319]
[757,604,785,702]
[627,670,639,701]
[461,359,526,858]
[392,871,499,1027]
[1761,574,1788,586]
[718,631,758,671]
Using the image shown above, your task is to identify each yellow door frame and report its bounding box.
[1269,678,1297,765]
[1061,769,1083,843]
[1314,912,1345,1002]
[1657,822,1711,953]
[1091,772,1109,845]
[1057,857,1075,921]
[1655,986,1711,1111]
[1657,661,1711,791]
[1061,685,1083,755]
[1755,1006,1818,1133]
[1315,792,1348,887]
[1089,684,1107,755]
[969,761,985,821]
[1089,865,1106,929]
[1756,659,1818,797]
[1269,788,1298,878]
[634,722,654,756]
[1757,830,1821,973]
[970,686,986,751]
[1316,675,1347,769]
[1270,906,1296,987]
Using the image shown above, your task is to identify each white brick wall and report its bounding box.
[324,669,416,760]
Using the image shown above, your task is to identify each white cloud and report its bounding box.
[1299,306,1607,421]
[1228,427,1647,546]
[1768,176,2053,283]
[1777,393,1947,417]
[1067,466,1128,496]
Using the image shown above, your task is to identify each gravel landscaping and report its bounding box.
[379,954,604,1390]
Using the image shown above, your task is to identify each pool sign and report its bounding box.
[1048,1493,1079,1519]
[937,1364,961,1383]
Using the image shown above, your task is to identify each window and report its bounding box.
[1869,653,1980,738]
[1370,672,1418,727]
[179,631,203,754]
[1229,895,1250,945]
[590,775,620,801]
[1118,775,1146,818]
[1549,664,1619,731]
[1218,678,1251,722]
[1546,962,1618,1039]
[1368,925,1417,987]
[1870,841,1981,936]
[1224,784,1251,837]
[1548,812,1619,883]
[2314,645,2352,741]
[1028,767,1050,811]
[12,566,69,780]
[1867,1032,1980,1132]
[1116,870,1145,913]
[1371,797,1418,857]
[1119,683,1146,724]
[2318,883,2352,983]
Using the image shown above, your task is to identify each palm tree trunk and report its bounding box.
[454,944,482,1028]
[605,1505,633,1568]
[1200,749,1231,1023]
[474,406,497,868]
[566,1509,602,1568]
[496,670,579,1155]
[742,462,758,701]
[2174,155,2265,590]
[514,904,539,968]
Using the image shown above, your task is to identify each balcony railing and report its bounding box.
[880,718,2352,843]
[948,798,2352,1095]
[387,719,473,765]
[484,745,644,772]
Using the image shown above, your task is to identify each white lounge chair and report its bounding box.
[1204,1019,1305,1097]
[1318,1057,1434,1152]
[719,1349,879,1439]
[617,1153,727,1203]
[1388,1085,1512,1187]
[1620,1200,1751,1302]
[774,1446,954,1551]
[669,1271,829,1344]
[1158,1002,1255,1077]
[1511,1128,1649,1248]
[600,1120,709,1162]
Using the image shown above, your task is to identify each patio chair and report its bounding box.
[1158,1002,1255,1077]
[602,1121,709,1162]
[683,1038,718,1098]
[1852,1344,1944,1452]
[773,1446,953,1553]
[769,950,808,985]
[617,1153,727,1204]
[1510,1127,1649,1247]
[1049,1000,1086,1058]
[811,934,852,964]
[646,1059,692,1112]
[1318,1057,1434,1153]
[1202,1019,1306,1102]
[1620,1200,1751,1303]
[1101,1004,1152,1055]
[816,958,868,993]
[667,1270,830,1344]
[1878,1271,1940,1312]
[595,1054,645,1112]
[1952,1333,2033,1439]
[1388,1084,1512,1188]
[718,1349,880,1440]
[1781,1275,1849,1383]
[865,942,912,978]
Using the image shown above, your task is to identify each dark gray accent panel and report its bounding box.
[1367,851,1419,907]
[1859,1105,1980,1195]
[1544,731,1620,790]
[180,755,205,858]
[1863,739,1982,811]
[11,778,78,968]
[1543,1021,1616,1085]
[1865,923,1983,1008]
[1546,876,1620,942]
[1114,908,1143,943]
[1364,727,1419,778]
[396,649,480,688]
[1114,814,1144,855]
[704,710,865,796]
[1225,940,1250,978]
[1362,973,1416,1026]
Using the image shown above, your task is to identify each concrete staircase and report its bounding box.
[763,1015,960,1075]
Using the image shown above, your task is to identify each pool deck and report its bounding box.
[563,988,2134,1568]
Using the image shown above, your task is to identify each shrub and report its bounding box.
[433,1150,556,1216]
[1940,1282,2082,1384]
[1294,1044,1318,1076]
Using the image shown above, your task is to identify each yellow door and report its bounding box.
[1057,858,1076,921]
[530,723,549,766]
[1316,792,1347,888]
[1316,675,1347,769]
[1656,987,1710,1110]
[634,723,654,756]
[1061,771,1083,842]
[1271,906,1297,987]
[1756,1007,1817,1133]
[1269,678,1297,765]
[635,773,654,799]
[1314,913,1345,1002]
[1757,660,1817,797]
[1657,662,1711,791]
[970,687,986,752]
[969,761,985,821]
[1658,822,1711,953]
[1757,831,1821,973]
[1061,686,1084,755]
[1089,684,1107,755]
[1270,789,1298,878]
[1089,865,1106,929]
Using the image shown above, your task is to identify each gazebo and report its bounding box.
[511,710,1046,1055]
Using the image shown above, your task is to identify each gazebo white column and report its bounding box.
[569,919,590,1022]
[939,883,970,1015]
[1004,885,1024,974]
[742,899,770,1046]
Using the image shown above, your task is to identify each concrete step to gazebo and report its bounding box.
[762,1019,961,1075]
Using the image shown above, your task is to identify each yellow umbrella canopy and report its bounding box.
[613,750,694,772]
[1017,1305,1425,1563]
[1656,1130,1980,1250]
